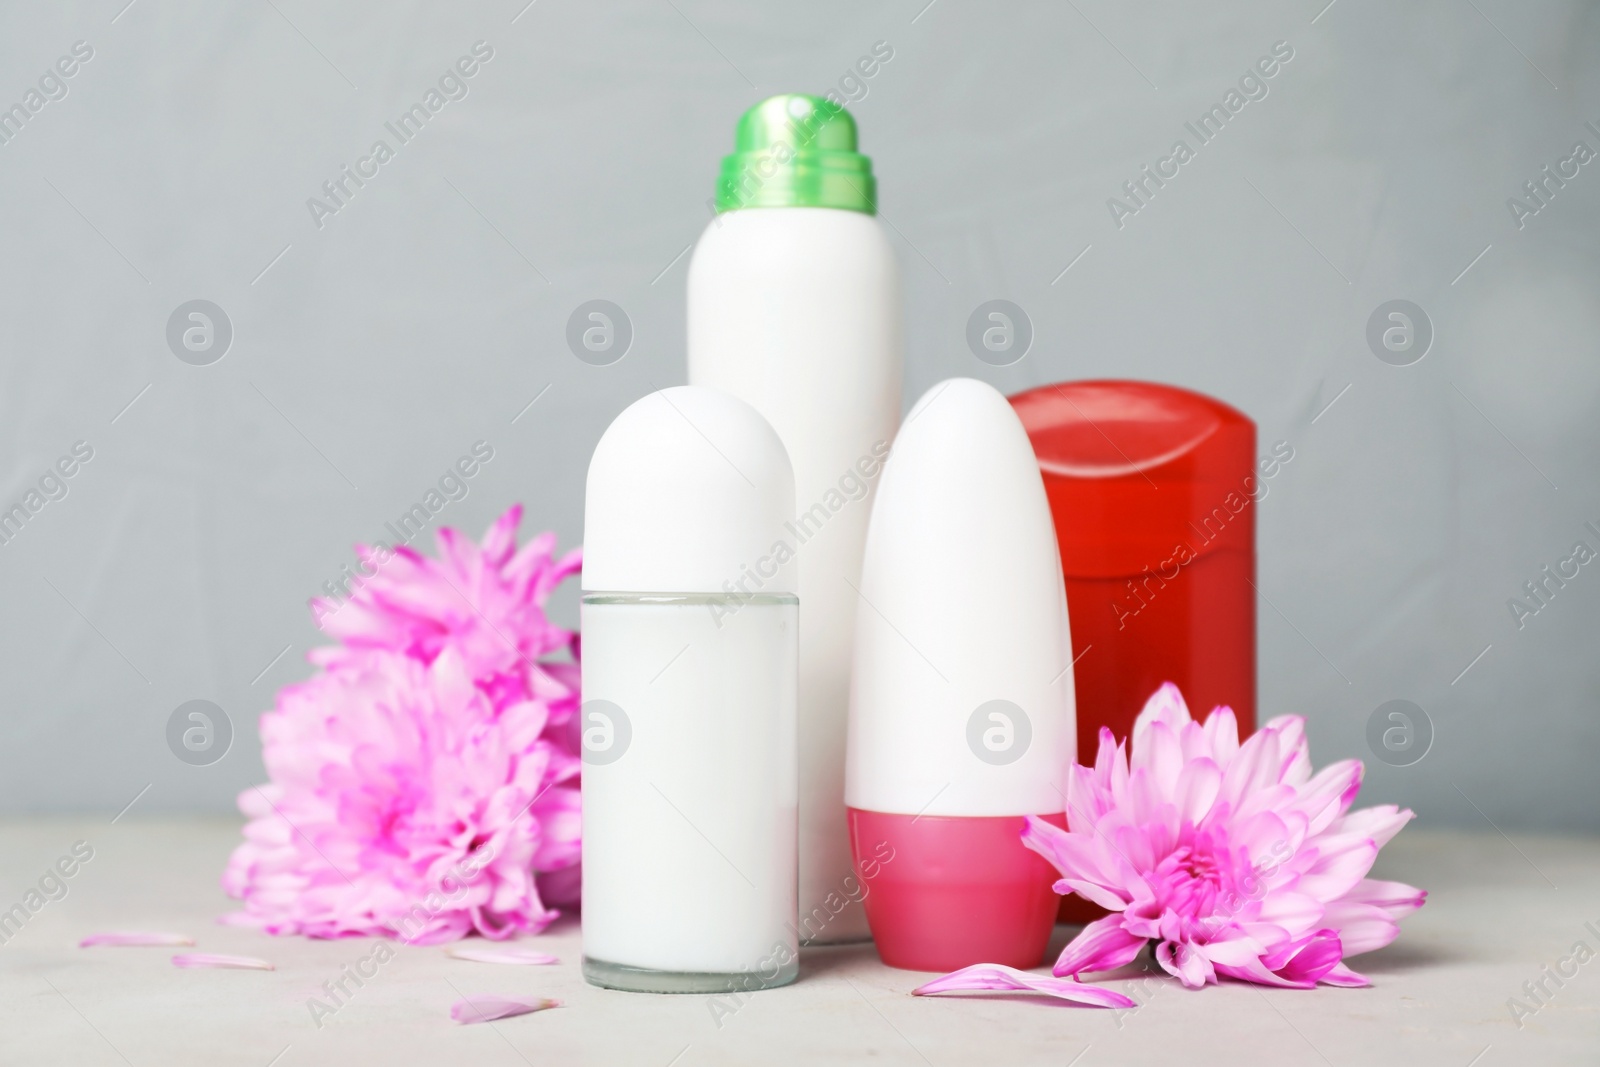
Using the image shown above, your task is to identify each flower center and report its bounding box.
[1149,845,1232,921]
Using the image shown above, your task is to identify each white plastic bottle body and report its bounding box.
[687,206,902,944]
[580,593,799,992]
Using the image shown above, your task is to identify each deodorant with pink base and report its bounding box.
[845,377,1075,972]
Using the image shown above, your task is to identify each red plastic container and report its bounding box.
[848,810,1066,971]
[1009,382,1260,922]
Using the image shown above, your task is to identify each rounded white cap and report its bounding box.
[846,378,1074,816]
[584,386,797,594]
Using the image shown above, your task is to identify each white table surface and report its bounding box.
[0,819,1594,1066]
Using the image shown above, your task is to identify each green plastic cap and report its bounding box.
[715,94,876,215]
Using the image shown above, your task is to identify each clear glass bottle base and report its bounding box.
[582,955,799,994]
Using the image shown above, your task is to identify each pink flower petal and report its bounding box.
[1199,933,1267,968]
[1201,705,1240,766]
[450,995,561,1024]
[1133,719,1184,787]
[479,505,523,567]
[1295,834,1379,902]
[1319,903,1402,956]
[1213,957,1314,988]
[1057,877,1130,912]
[1291,760,1364,836]
[1340,878,1428,919]
[1066,763,1113,831]
[1052,914,1149,977]
[1155,940,1215,987]
[1217,727,1286,812]
[1262,714,1312,785]
[1022,816,1123,907]
[79,931,195,948]
[1320,879,1424,957]
[1173,758,1223,824]
[913,964,1134,1008]
[446,944,559,966]
[1251,889,1324,934]
[1319,961,1371,987]
[171,953,274,970]
[1330,805,1414,849]
[1131,683,1192,747]
[1267,930,1344,986]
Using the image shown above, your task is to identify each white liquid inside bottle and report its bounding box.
[581,594,797,990]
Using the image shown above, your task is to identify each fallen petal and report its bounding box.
[913,964,1134,1008]
[171,953,274,970]
[446,944,559,966]
[451,995,561,1024]
[80,931,195,948]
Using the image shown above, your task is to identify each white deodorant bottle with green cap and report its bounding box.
[581,386,799,993]
[688,94,903,944]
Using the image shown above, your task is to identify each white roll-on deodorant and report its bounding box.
[581,386,800,994]
[846,378,1075,973]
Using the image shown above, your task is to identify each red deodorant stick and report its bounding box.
[1011,381,1261,920]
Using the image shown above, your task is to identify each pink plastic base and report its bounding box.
[848,808,1067,972]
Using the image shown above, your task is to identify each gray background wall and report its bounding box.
[0,0,1595,831]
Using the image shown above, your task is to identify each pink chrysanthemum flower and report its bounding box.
[312,504,582,746]
[222,508,582,941]
[1023,684,1425,989]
